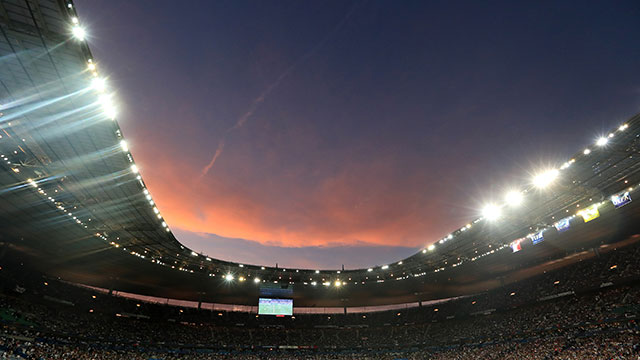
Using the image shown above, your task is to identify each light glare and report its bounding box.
[504,190,523,206]
[533,169,559,188]
[71,25,86,40]
[482,204,502,221]
[91,77,106,92]
[596,137,608,146]
[99,94,116,119]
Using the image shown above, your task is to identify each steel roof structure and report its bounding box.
[2,0,640,307]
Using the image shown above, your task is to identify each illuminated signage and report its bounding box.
[554,217,571,233]
[579,204,600,223]
[611,192,632,208]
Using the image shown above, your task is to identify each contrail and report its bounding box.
[201,139,226,176]
[200,1,364,177]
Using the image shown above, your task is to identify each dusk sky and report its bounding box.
[78,1,640,269]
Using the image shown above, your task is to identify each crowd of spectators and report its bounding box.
[0,240,640,358]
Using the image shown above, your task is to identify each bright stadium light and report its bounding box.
[71,25,86,41]
[482,204,502,221]
[120,140,128,152]
[99,94,116,119]
[91,77,106,92]
[253,277,261,283]
[334,281,341,287]
[533,169,559,188]
[224,274,234,281]
[130,164,139,174]
[619,124,628,131]
[583,148,591,155]
[504,190,523,206]
[596,137,608,147]
[428,244,435,251]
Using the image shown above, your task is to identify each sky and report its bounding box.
[78,0,640,269]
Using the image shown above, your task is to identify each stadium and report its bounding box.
[1,0,639,359]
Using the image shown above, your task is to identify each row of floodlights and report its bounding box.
[222,273,349,287]
[71,17,117,121]
[70,15,169,234]
[420,123,630,255]
[479,126,628,222]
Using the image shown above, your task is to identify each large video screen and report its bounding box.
[258,298,293,316]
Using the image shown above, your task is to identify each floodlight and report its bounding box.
[619,124,628,131]
[533,169,559,188]
[583,148,591,155]
[224,274,233,281]
[71,25,86,41]
[91,77,106,92]
[120,140,128,152]
[334,281,341,287]
[253,277,261,283]
[504,190,523,206]
[99,94,116,119]
[427,244,435,251]
[482,204,502,221]
[596,137,608,146]
[131,164,139,174]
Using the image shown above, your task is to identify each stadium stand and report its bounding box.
[1,237,639,359]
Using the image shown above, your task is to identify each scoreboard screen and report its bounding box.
[258,298,293,316]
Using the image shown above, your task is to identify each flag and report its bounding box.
[529,231,544,245]
[611,192,632,208]
[554,217,571,233]
[579,204,600,223]
[510,238,523,252]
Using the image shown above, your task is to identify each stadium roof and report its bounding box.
[1,0,640,307]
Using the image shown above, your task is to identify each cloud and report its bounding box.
[200,139,225,177]
[141,147,467,251]
[174,228,417,269]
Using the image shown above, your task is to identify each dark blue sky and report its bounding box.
[78,0,640,268]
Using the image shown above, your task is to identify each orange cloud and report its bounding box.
[135,144,465,250]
